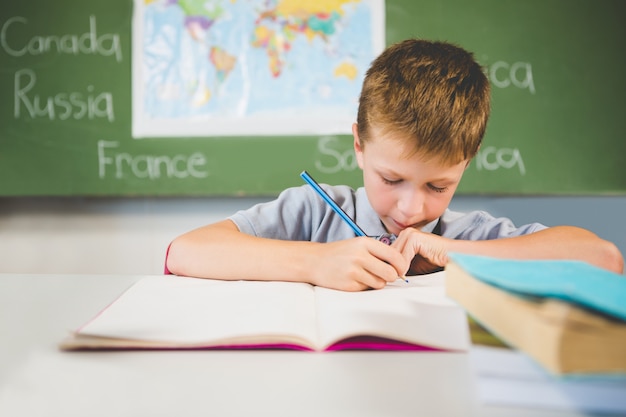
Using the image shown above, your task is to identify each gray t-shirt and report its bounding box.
[229,184,546,242]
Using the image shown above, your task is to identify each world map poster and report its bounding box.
[132,0,385,138]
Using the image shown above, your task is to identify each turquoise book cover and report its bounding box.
[448,254,626,321]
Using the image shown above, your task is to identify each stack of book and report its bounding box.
[445,253,626,375]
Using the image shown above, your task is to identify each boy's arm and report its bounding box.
[394,225,624,275]
[166,219,409,291]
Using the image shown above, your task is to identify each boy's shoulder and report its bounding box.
[440,209,546,240]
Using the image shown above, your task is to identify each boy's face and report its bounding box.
[353,123,468,236]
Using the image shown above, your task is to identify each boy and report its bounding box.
[166,39,624,291]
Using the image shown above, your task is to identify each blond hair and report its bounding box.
[356,39,490,164]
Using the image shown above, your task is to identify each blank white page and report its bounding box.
[78,276,318,346]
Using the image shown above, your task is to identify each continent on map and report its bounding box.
[177,0,222,41]
[334,62,358,80]
[174,0,239,87]
[210,46,237,83]
[252,0,359,77]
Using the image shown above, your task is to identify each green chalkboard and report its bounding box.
[1,0,625,196]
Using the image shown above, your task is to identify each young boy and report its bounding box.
[166,39,624,291]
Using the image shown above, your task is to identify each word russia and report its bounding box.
[14,69,114,122]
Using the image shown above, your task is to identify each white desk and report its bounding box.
[0,274,585,417]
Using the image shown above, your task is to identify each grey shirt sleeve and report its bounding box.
[438,209,547,240]
[229,184,363,242]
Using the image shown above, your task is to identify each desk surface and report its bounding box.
[0,274,586,417]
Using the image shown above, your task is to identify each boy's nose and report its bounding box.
[397,189,424,220]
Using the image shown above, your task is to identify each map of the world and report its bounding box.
[132,0,384,137]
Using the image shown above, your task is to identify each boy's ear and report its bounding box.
[352,123,365,169]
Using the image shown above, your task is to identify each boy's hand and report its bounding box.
[310,237,408,291]
[392,229,449,275]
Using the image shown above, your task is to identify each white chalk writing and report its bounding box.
[474,146,526,175]
[14,69,114,121]
[1,15,122,62]
[314,137,526,177]
[315,136,357,173]
[97,140,209,180]
[486,61,535,94]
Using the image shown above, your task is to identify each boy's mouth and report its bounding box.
[389,218,413,232]
[389,217,429,232]
[393,220,410,229]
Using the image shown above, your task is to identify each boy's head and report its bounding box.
[355,39,490,164]
[353,39,491,235]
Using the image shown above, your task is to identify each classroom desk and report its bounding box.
[0,274,587,417]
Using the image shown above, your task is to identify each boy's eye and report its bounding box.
[382,177,402,185]
[428,184,448,193]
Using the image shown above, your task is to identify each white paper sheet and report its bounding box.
[470,345,626,414]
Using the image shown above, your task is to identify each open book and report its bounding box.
[60,272,469,352]
[445,253,626,375]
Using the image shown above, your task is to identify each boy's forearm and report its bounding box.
[445,226,624,273]
[166,220,318,283]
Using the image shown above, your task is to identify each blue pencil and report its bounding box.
[300,171,366,237]
[300,170,408,283]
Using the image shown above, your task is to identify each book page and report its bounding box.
[470,346,626,414]
[314,271,470,351]
[75,276,318,348]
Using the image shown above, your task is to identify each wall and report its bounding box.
[1,196,624,275]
